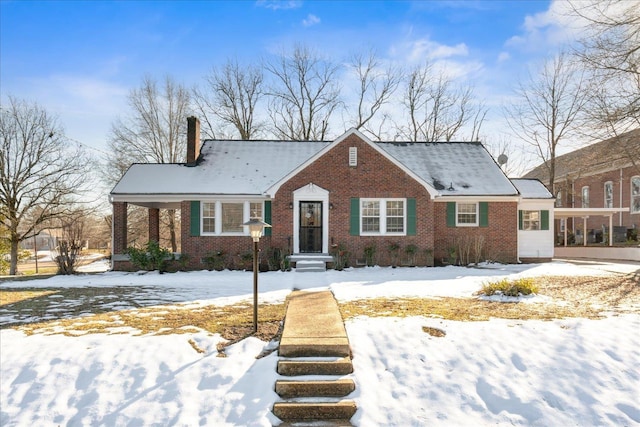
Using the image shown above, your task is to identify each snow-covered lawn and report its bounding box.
[1,260,639,426]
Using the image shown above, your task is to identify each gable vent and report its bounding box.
[349,147,357,166]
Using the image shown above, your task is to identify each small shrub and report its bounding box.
[404,244,418,266]
[363,244,377,267]
[266,247,291,271]
[126,241,172,272]
[479,278,539,297]
[423,248,434,267]
[387,241,400,267]
[331,243,350,271]
[176,253,190,271]
[203,250,227,271]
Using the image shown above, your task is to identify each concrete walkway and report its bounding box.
[279,290,351,358]
[273,290,356,425]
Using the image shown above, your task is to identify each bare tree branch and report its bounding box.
[505,52,589,193]
[105,75,191,252]
[265,44,342,140]
[0,96,92,275]
[193,59,265,139]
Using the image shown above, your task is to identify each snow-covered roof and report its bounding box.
[511,179,554,199]
[378,142,517,196]
[111,140,329,197]
[111,130,518,199]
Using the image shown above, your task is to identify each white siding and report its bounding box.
[518,200,555,259]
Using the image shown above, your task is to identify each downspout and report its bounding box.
[619,168,623,226]
[109,194,114,271]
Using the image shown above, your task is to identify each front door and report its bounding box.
[299,201,322,253]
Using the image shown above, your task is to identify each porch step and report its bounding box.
[295,260,327,272]
[272,401,357,422]
[276,379,355,398]
[278,357,353,376]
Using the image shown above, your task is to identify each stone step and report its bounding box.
[276,379,355,399]
[278,357,353,376]
[295,260,327,272]
[277,420,354,426]
[272,400,357,422]
[279,340,351,358]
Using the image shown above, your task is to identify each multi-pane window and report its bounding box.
[604,181,613,208]
[581,186,590,208]
[522,210,541,230]
[361,200,380,233]
[221,203,243,233]
[202,202,216,233]
[457,203,478,226]
[201,201,265,235]
[386,200,405,233]
[361,199,406,234]
[632,176,640,214]
[250,202,263,219]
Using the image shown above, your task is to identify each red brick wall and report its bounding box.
[113,202,128,255]
[556,165,639,233]
[433,201,519,264]
[179,200,273,269]
[272,133,434,266]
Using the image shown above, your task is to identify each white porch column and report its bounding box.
[583,217,587,247]
[609,215,613,246]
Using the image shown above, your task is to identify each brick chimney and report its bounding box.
[186,116,200,166]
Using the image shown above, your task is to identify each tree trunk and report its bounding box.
[9,235,19,276]
[168,209,177,253]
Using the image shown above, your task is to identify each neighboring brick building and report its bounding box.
[523,129,640,244]
[109,117,553,271]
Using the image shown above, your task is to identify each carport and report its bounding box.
[554,208,630,247]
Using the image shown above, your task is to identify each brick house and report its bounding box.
[109,117,553,271]
[523,129,639,244]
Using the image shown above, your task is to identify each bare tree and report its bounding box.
[483,135,532,178]
[193,59,265,140]
[398,62,486,142]
[345,50,401,139]
[266,44,342,140]
[0,96,91,275]
[568,0,640,169]
[106,75,191,252]
[53,209,87,275]
[505,52,589,194]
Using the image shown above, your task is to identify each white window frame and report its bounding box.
[456,202,478,227]
[522,210,541,231]
[632,176,640,214]
[202,202,216,234]
[604,181,613,208]
[360,198,406,236]
[581,186,590,208]
[556,190,562,207]
[201,201,264,236]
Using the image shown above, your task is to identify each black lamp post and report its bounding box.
[243,217,271,333]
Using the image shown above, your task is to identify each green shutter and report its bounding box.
[518,210,523,230]
[446,202,456,227]
[479,202,489,227]
[407,198,416,235]
[350,198,360,236]
[541,210,549,230]
[264,201,272,236]
[190,201,200,236]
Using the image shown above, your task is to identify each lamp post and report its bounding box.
[243,217,271,333]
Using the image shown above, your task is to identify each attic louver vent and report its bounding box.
[349,147,357,166]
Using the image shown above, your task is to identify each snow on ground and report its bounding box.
[1,260,639,426]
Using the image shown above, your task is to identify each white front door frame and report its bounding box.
[292,183,329,254]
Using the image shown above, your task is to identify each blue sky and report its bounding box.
[1,0,575,158]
